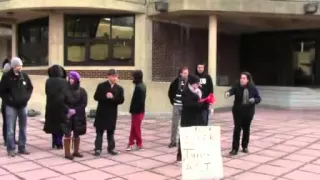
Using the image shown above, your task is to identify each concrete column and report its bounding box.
[134,14,152,82]
[208,15,217,85]
[0,39,7,61]
[11,24,17,57]
[49,13,64,66]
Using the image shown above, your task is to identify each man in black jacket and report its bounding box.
[0,57,33,157]
[195,63,214,125]
[93,69,125,156]
[167,67,189,148]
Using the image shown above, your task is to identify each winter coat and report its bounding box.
[195,70,214,109]
[180,86,205,127]
[168,76,189,105]
[0,69,33,108]
[94,81,125,130]
[226,83,261,117]
[66,85,88,136]
[129,83,146,114]
[129,71,146,114]
[43,65,71,134]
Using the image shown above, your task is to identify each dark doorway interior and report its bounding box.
[240,30,320,87]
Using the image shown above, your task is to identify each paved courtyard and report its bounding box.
[0,109,319,180]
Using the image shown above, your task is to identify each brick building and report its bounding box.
[0,0,320,114]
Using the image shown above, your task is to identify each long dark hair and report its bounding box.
[2,58,9,68]
[240,71,254,85]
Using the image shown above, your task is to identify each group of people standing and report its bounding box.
[0,57,261,164]
[0,57,147,160]
[168,63,261,162]
[167,63,215,162]
[44,66,147,159]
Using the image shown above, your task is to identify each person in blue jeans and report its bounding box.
[0,57,33,157]
[1,58,17,146]
[194,63,214,125]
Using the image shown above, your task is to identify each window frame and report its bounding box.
[64,15,135,66]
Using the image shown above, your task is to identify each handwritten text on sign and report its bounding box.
[180,126,223,180]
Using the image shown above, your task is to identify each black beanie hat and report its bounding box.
[188,74,200,85]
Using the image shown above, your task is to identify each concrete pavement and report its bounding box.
[0,108,319,179]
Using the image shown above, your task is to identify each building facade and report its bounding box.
[1,0,320,114]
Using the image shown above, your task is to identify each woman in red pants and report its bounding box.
[126,70,147,151]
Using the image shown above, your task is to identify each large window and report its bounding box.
[65,15,135,66]
[18,17,49,66]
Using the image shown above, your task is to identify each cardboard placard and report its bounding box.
[180,126,224,180]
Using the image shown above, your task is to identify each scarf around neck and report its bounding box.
[188,84,202,99]
[242,88,249,104]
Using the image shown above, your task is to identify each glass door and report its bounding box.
[292,40,316,86]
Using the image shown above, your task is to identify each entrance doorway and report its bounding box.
[240,30,320,87]
[292,40,316,86]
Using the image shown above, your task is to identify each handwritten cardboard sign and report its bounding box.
[180,126,223,180]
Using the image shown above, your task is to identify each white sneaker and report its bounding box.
[126,145,134,151]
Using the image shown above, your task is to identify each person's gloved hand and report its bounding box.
[249,98,255,104]
[67,109,76,118]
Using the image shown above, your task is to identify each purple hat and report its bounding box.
[68,71,80,82]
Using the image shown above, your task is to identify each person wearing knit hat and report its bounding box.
[10,57,23,72]
[176,73,207,163]
[93,69,124,156]
[0,56,33,157]
[61,71,88,160]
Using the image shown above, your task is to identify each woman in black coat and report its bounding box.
[63,71,87,160]
[177,74,207,162]
[43,65,69,149]
[1,58,15,145]
[225,72,261,156]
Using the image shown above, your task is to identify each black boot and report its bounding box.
[52,134,57,149]
[168,142,176,148]
[229,149,238,156]
[242,148,249,153]
[52,142,57,149]
[177,154,182,162]
[108,150,119,156]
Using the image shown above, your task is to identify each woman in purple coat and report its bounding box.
[63,71,88,160]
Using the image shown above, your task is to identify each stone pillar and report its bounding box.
[11,23,17,58]
[208,15,217,85]
[49,13,64,66]
[0,39,7,61]
[134,14,152,82]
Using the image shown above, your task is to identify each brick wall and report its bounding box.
[24,69,134,80]
[151,21,240,84]
[152,21,207,82]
